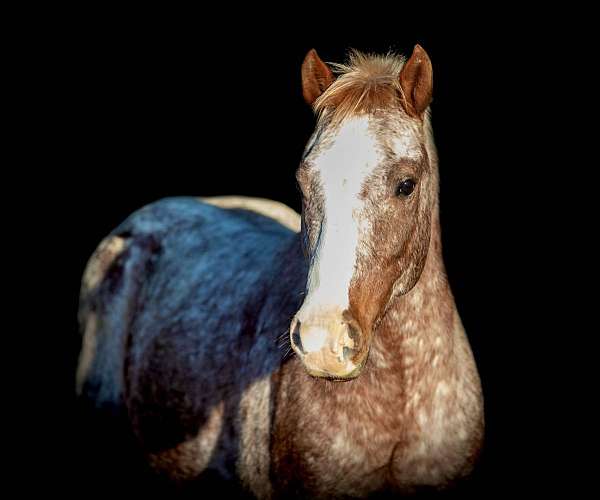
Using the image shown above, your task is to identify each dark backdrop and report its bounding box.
[41,14,567,497]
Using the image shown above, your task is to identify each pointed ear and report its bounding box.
[399,44,433,117]
[301,49,334,106]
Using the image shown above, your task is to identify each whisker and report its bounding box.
[277,328,290,344]
[277,326,292,353]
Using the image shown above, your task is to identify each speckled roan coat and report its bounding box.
[77,49,483,499]
[77,194,483,498]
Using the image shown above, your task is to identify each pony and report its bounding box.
[76,45,484,497]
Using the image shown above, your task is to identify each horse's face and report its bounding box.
[290,46,434,379]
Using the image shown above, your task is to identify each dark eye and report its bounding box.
[396,179,416,197]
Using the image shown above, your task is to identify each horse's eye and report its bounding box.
[396,179,416,197]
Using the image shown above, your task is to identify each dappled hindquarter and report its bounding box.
[77,197,306,493]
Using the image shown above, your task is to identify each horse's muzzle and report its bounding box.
[289,311,368,379]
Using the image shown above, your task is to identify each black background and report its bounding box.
[26,9,577,497]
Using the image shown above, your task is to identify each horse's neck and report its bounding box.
[366,209,463,397]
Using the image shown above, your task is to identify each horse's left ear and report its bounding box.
[399,44,433,118]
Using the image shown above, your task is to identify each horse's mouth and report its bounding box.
[300,347,369,380]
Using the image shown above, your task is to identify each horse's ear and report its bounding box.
[301,49,334,106]
[399,44,433,118]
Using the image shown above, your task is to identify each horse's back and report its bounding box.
[77,197,302,447]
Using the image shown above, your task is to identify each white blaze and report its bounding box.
[300,117,380,316]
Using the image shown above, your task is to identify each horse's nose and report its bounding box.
[289,312,367,379]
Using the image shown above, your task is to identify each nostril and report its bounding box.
[343,346,356,361]
[347,323,361,349]
[291,320,305,354]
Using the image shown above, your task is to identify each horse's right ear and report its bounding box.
[301,49,334,106]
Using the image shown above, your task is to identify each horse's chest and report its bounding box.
[276,382,475,497]
[274,386,403,496]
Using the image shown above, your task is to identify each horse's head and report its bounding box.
[290,46,436,379]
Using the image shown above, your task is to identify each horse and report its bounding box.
[76,45,484,497]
